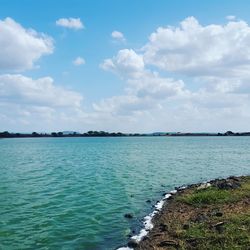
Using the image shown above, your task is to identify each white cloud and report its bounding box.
[3,16,250,133]
[0,74,83,108]
[98,17,250,132]
[0,74,90,132]
[226,15,236,20]
[101,49,144,78]
[56,18,84,30]
[73,57,85,66]
[143,16,250,77]
[111,30,126,42]
[99,48,187,115]
[0,17,53,71]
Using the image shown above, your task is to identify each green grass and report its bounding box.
[173,177,250,249]
[178,177,250,206]
[179,187,231,205]
[180,213,250,249]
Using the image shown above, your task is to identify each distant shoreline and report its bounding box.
[1,130,250,138]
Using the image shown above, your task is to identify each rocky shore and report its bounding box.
[126,176,250,249]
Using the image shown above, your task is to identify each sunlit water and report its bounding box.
[0,137,249,249]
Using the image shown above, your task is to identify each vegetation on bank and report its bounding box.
[1,130,250,138]
[136,176,250,250]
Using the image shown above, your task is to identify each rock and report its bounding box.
[214,222,225,233]
[159,223,168,232]
[197,183,211,190]
[146,199,151,203]
[186,238,198,247]
[229,176,240,182]
[124,213,133,219]
[127,239,139,248]
[215,179,241,190]
[157,240,178,247]
[194,213,209,223]
[215,211,223,217]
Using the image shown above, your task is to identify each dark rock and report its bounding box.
[157,240,178,247]
[159,223,168,232]
[229,176,240,182]
[124,213,133,219]
[186,238,198,247]
[194,213,209,223]
[214,222,225,233]
[146,199,151,203]
[215,179,241,190]
[127,239,138,248]
[215,211,223,217]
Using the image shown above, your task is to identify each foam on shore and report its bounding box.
[117,189,178,250]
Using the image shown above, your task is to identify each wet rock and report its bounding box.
[124,213,133,219]
[127,239,138,248]
[157,240,178,247]
[146,199,151,203]
[229,176,240,182]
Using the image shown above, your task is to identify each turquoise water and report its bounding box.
[0,137,249,249]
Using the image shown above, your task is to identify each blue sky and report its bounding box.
[1,0,250,132]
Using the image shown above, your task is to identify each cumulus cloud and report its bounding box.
[0,74,83,108]
[111,30,126,42]
[97,17,250,132]
[99,48,187,115]
[0,74,89,132]
[73,57,85,66]
[56,18,84,30]
[143,16,250,77]
[101,49,144,78]
[0,17,53,71]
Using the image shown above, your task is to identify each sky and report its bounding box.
[1,0,250,133]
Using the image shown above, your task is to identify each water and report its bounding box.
[0,137,249,249]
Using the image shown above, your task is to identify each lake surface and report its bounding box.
[0,137,249,249]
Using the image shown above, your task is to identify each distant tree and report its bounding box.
[225,131,234,136]
[51,132,57,137]
[32,132,40,137]
[0,131,10,138]
[57,132,63,137]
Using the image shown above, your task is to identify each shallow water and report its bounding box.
[0,137,249,249]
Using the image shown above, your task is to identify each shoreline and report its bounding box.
[118,175,250,249]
